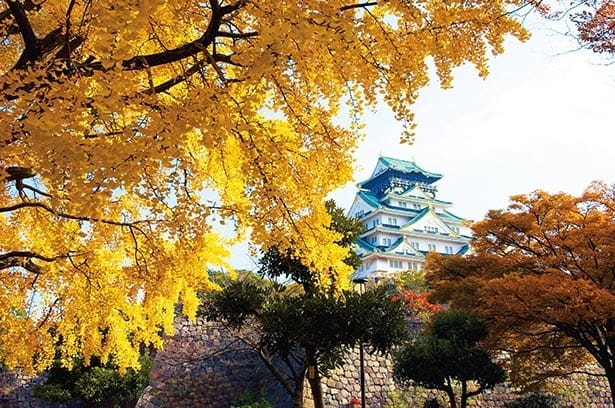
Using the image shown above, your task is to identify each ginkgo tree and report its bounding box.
[1,0,532,372]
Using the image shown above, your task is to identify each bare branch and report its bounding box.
[216,30,259,39]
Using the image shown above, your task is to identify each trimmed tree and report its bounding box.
[394,309,506,408]
[204,279,407,408]
[202,200,407,408]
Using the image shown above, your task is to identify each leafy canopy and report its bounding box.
[204,277,409,407]
[394,309,506,408]
[204,201,406,408]
[33,354,152,405]
[426,181,615,396]
[1,0,530,371]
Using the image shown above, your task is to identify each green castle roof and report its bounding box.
[357,156,443,197]
[376,156,443,180]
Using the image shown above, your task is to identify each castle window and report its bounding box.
[408,262,420,270]
[389,260,403,269]
[428,243,437,251]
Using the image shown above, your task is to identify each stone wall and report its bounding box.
[135,315,292,408]
[136,315,614,408]
[1,370,47,408]
[0,370,81,408]
[304,350,395,407]
[3,313,613,407]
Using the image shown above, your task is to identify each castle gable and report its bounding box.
[386,237,421,256]
[402,208,455,236]
[348,192,378,218]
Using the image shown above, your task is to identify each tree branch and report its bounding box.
[6,0,40,69]
[340,2,379,11]
[0,250,70,273]
[0,201,152,229]
[121,0,240,70]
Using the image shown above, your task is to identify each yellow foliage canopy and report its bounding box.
[1,0,529,371]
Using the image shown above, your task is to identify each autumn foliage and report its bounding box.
[574,0,615,54]
[1,0,530,371]
[396,289,442,320]
[426,181,615,404]
[550,0,615,54]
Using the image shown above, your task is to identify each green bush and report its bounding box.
[229,390,273,408]
[504,393,561,408]
[33,383,73,403]
[33,354,152,406]
[384,390,413,408]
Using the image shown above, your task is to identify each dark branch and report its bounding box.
[0,201,152,229]
[340,2,379,11]
[215,30,259,39]
[5,166,36,181]
[121,0,243,70]
[0,250,67,264]
[151,61,206,94]
[0,0,40,26]
[6,0,40,69]
[0,250,70,274]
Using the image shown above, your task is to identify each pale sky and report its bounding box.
[334,18,614,221]
[232,17,615,270]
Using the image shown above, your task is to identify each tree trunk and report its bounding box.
[606,368,615,408]
[444,383,457,408]
[306,350,325,408]
[460,381,467,408]
[307,371,324,408]
[291,370,305,408]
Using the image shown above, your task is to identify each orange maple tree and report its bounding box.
[426,181,615,405]
[398,289,442,320]
[573,0,615,54]
[536,0,615,55]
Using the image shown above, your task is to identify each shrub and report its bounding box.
[33,354,152,406]
[33,383,73,402]
[384,389,445,408]
[229,390,273,408]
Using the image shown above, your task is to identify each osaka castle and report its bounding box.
[348,156,472,282]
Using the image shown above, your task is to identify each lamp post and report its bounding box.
[353,277,368,408]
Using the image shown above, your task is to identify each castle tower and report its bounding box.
[348,156,471,282]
